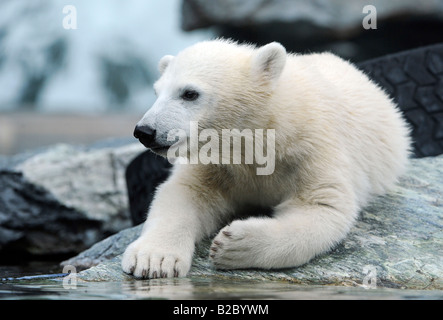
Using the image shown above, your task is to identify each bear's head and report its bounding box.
[134,40,286,157]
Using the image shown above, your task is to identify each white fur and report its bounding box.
[122,40,411,278]
[158,55,174,75]
[251,42,286,86]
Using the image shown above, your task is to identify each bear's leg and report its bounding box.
[122,173,230,278]
[210,198,358,270]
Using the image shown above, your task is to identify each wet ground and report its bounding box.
[1,270,443,300]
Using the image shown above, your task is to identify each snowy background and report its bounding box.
[0,0,212,113]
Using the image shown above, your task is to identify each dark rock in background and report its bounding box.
[126,151,172,226]
[357,43,443,158]
[181,0,443,62]
[0,170,100,257]
[181,0,443,32]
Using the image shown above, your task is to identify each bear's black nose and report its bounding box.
[134,125,157,148]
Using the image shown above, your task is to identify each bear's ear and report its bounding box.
[158,55,174,75]
[251,42,286,84]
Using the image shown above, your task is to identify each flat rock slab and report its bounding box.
[75,156,443,290]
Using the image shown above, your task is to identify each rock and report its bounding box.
[0,140,144,256]
[181,0,443,63]
[62,224,143,270]
[125,151,172,225]
[181,0,443,31]
[357,43,443,158]
[0,170,101,255]
[74,155,443,290]
[15,142,144,233]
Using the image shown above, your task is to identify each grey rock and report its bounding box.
[182,0,443,31]
[0,170,101,255]
[62,224,143,270]
[0,140,144,255]
[15,143,144,234]
[75,155,443,289]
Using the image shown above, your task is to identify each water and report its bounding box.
[1,274,443,300]
[1,261,442,300]
[0,262,63,279]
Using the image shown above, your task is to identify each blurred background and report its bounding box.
[1,0,443,155]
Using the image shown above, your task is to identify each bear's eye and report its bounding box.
[182,90,199,101]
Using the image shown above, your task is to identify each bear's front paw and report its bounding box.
[121,237,192,279]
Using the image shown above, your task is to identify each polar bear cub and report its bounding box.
[122,40,411,278]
